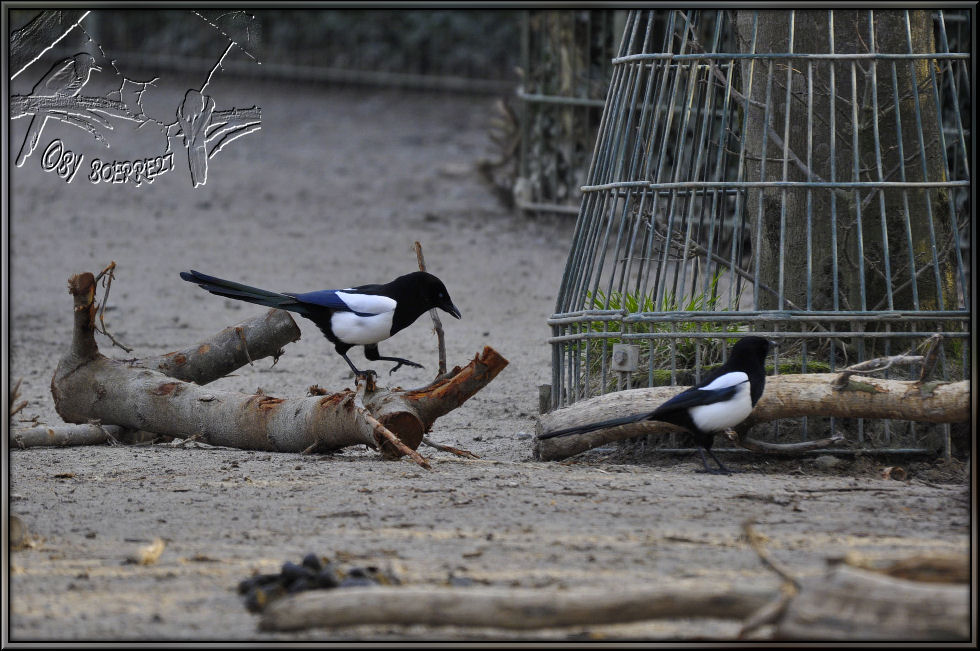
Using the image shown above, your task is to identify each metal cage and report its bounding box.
[548,9,971,456]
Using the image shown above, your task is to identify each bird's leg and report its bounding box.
[696,448,735,475]
[336,345,376,380]
[364,345,424,375]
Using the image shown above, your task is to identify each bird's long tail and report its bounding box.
[180,270,302,313]
[537,412,649,440]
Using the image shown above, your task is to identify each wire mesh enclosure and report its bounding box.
[549,9,971,456]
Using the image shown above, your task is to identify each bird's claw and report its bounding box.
[388,360,424,375]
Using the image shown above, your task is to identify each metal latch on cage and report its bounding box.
[611,344,639,372]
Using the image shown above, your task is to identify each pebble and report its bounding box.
[812,454,843,470]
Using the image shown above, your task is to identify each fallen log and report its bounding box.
[9,423,126,448]
[46,272,508,465]
[259,584,774,632]
[259,564,968,638]
[535,375,969,461]
[739,521,970,641]
[773,563,969,641]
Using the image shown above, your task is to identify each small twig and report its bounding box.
[917,333,943,383]
[93,261,133,353]
[414,241,447,377]
[793,487,900,493]
[421,436,479,459]
[172,433,202,448]
[831,347,924,389]
[354,377,430,470]
[726,428,845,455]
[738,590,795,639]
[301,441,320,455]
[9,378,28,418]
[743,521,800,592]
[235,326,254,366]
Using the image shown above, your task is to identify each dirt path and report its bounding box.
[8,81,970,641]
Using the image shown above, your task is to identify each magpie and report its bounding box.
[180,269,461,377]
[539,336,772,474]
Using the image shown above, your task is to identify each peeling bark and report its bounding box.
[535,374,968,461]
[45,272,508,465]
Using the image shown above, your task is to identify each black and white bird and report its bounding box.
[539,336,772,474]
[180,269,461,377]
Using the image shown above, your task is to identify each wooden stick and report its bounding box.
[742,522,800,590]
[259,585,774,632]
[725,428,846,455]
[414,240,447,376]
[93,260,133,353]
[421,436,479,459]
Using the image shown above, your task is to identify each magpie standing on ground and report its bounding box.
[539,336,772,474]
[180,269,461,377]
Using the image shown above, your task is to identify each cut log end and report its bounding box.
[376,411,425,456]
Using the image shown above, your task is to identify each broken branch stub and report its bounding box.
[48,271,508,463]
[141,308,301,384]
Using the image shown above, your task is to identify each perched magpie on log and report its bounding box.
[539,336,772,474]
[180,269,461,377]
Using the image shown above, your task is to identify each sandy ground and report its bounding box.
[6,79,972,642]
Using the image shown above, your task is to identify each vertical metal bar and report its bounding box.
[849,59,868,312]
[827,10,839,439]
[934,11,971,180]
[902,11,945,313]
[729,12,758,313]
[890,60,919,310]
[676,12,716,304]
[868,10,894,311]
[653,12,694,311]
[753,57,775,312]
[637,11,681,309]
[777,11,795,311]
[805,60,814,312]
[924,11,968,311]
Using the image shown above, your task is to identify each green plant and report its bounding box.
[575,272,748,392]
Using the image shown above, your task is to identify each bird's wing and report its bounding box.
[334,291,396,315]
[652,371,749,414]
[288,290,396,317]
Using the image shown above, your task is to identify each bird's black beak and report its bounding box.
[442,301,462,319]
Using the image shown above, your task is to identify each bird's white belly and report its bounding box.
[689,382,753,432]
[331,311,394,345]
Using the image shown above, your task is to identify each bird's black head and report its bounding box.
[729,336,772,366]
[405,271,461,319]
